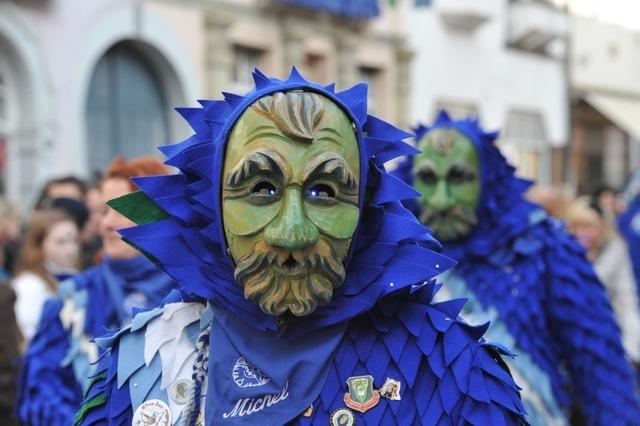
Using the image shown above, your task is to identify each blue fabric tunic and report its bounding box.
[17,255,177,426]
[74,69,527,426]
[619,171,640,300]
[393,111,640,425]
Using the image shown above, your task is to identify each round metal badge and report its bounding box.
[132,399,171,426]
[330,408,355,426]
[170,379,191,405]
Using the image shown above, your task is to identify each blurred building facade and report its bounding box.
[0,0,408,211]
[2,0,638,211]
[406,0,568,185]
[569,15,640,194]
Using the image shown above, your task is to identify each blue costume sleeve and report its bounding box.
[17,298,82,426]
[544,222,640,424]
[619,199,640,293]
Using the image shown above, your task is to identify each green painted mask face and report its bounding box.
[413,128,480,242]
[222,91,360,317]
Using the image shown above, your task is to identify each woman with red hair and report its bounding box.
[18,157,178,426]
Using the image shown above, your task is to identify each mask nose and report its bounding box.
[429,179,453,210]
[264,187,319,251]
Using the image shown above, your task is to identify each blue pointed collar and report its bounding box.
[118,68,454,337]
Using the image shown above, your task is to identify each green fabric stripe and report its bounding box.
[107,191,168,225]
[73,393,106,425]
[82,371,106,397]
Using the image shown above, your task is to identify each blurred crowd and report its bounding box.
[0,156,171,423]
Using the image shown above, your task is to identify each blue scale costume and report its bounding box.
[619,170,640,298]
[394,111,640,425]
[74,69,527,426]
[17,255,177,425]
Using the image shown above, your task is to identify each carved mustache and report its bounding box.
[234,240,345,316]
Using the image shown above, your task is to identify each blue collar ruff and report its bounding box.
[117,68,454,338]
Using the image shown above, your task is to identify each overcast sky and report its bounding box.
[550,0,640,30]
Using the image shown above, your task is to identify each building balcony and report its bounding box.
[508,1,567,54]
[436,0,493,33]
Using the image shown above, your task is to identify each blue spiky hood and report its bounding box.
[394,111,537,259]
[117,68,454,337]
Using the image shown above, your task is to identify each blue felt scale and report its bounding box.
[74,69,527,425]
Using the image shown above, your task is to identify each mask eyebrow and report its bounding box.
[303,152,357,189]
[415,158,437,174]
[448,161,478,176]
[225,148,286,186]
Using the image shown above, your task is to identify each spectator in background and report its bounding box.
[79,183,103,267]
[35,175,103,268]
[0,199,20,278]
[565,196,640,368]
[18,157,178,426]
[11,209,80,343]
[0,199,20,425]
[48,195,102,269]
[49,197,89,234]
[0,284,19,426]
[592,184,625,230]
[526,184,573,219]
[34,175,87,209]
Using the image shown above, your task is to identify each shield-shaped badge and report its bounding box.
[343,375,380,413]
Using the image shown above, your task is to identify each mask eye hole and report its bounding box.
[305,183,338,205]
[251,180,278,196]
[417,169,437,184]
[307,184,335,199]
[448,166,475,184]
[248,180,279,204]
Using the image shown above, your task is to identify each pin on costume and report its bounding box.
[74,69,527,426]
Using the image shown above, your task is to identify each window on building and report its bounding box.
[85,42,169,175]
[232,46,263,89]
[504,110,545,141]
[502,110,548,182]
[359,66,381,114]
[435,100,478,120]
[500,144,542,181]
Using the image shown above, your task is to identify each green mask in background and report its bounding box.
[412,128,480,242]
[222,91,360,317]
